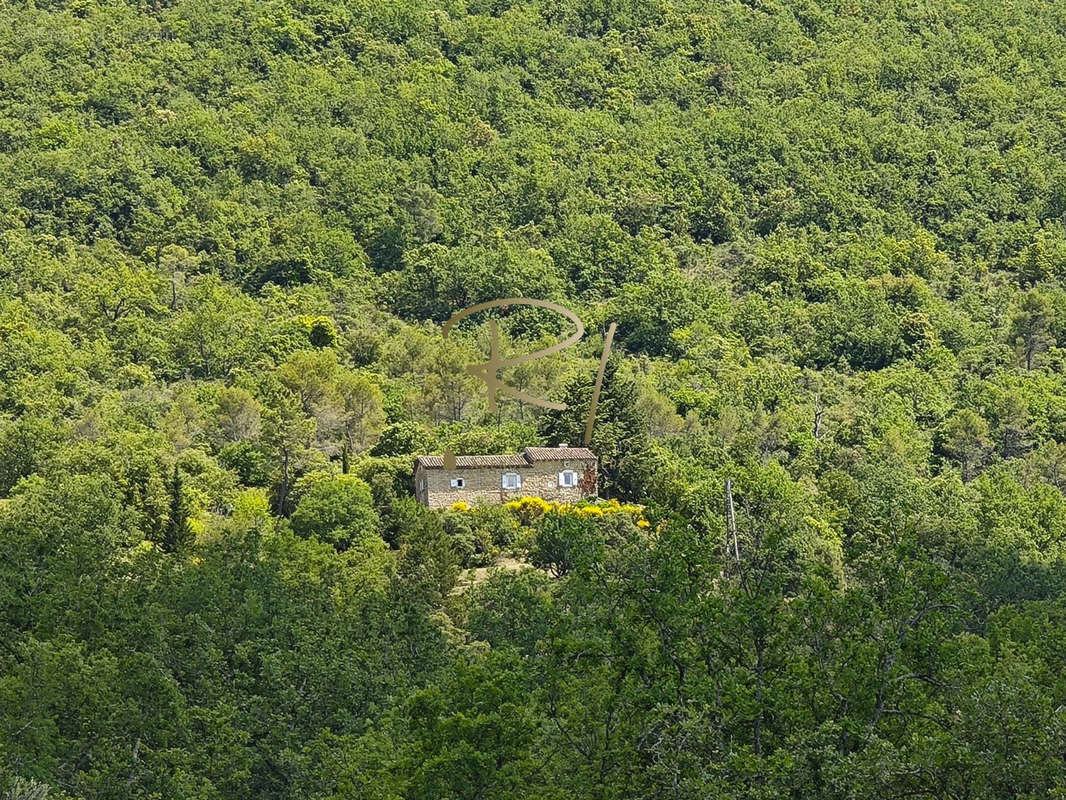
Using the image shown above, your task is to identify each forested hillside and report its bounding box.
[2,0,1066,797]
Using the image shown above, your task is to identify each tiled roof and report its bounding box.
[416,454,529,469]
[522,447,596,461]
[415,447,596,469]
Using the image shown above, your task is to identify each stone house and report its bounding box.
[414,446,597,509]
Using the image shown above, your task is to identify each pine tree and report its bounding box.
[538,355,648,498]
[162,464,193,553]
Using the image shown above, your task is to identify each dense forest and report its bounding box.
[2,0,1066,797]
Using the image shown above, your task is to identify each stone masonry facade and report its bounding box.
[414,446,598,509]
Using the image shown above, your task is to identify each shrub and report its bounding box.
[443,510,495,567]
[290,475,380,551]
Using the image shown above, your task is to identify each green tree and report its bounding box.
[939,409,992,482]
[337,372,386,469]
[289,475,380,550]
[1010,290,1054,370]
[162,464,193,553]
[540,356,648,498]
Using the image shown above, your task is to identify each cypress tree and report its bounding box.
[162,464,193,553]
[538,355,648,498]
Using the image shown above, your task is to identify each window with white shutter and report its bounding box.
[559,470,578,488]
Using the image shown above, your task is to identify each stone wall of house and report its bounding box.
[517,459,597,503]
[414,458,597,509]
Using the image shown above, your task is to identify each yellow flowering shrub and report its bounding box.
[501,496,648,527]
[503,496,552,525]
[449,501,471,512]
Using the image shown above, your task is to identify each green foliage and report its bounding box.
[161,463,193,553]
[396,501,461,604]
[289,474,380,550]
[4,0,1066,796]
[370,422,430,457]
[442,509,496,568]
[529,510,603,577]
[539,355,648,498]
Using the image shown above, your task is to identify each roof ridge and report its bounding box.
[417,447,595,469]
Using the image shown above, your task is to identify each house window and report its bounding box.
[450,478,464,489]
[559,470,579,488]
[502,472,521,490]
[420,479,426,491]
